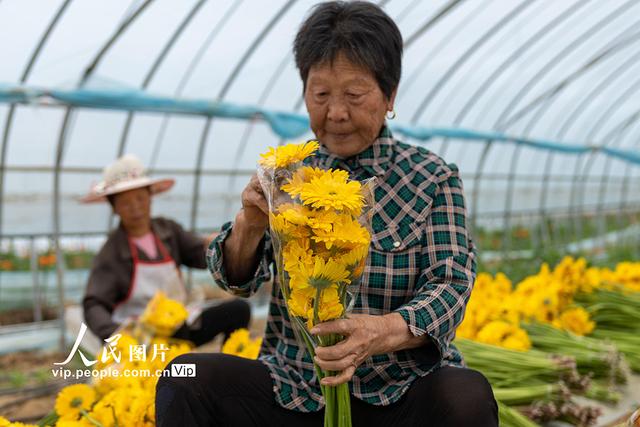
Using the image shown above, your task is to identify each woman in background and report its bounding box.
[80,154,250,346]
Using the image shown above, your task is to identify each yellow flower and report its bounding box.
[306,209,340,233]
[139,292,188,336]
[126,388,155,426]
[279,204,310,227]
[222,328,250,354]
[55,419,93,427]
[0,418,35,427]
[282,239,314,274]
[456,318,477,340]
[316,286,344,322]
[222,329,262,359]
[305,285,345,328]
[288,288,314,317]
[303,257,351,290]
[299,169,364,215]
[55,384,96,421]
[476,320,531,351]
[88,387,150,426]
[87,406,113,426]
[87,390,120,426]
[555,307,595,336]
[312,215,370,250]
[259,140,319,169]
[0,422,38,427]
[612,261,640,292]
[269,212,309,240]
[281,166,326,197]
[340,242,369,267]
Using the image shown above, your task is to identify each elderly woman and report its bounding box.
[81,154,250,347]
[156,2,497,426]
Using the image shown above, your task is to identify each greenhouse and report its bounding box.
[0,0,639,426]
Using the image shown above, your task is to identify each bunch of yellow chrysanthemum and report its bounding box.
[50,333,191,426]
[261,143,370,331]
[11,292,195,426]
[138,291,188,337]
[258,140,373,427]
[221,328,262,359]
[44,381,153,426]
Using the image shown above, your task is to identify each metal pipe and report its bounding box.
[30,237,42,322]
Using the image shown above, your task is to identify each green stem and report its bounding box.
[337,383,352,427]
[80,409,104,427]
[36,411,58,427]
[324,381,334,427]
[314,287,321,329]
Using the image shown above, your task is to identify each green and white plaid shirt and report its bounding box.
[207,126,476,412]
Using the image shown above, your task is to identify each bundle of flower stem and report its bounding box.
[575,288,640,372]
[522,322,627,385]
[493,383,569,406]
[589,329,640,372]
[575,288,640,330]
[455,338,578,388]
[497,401,540,427]
[456,338,604,425]
[584,380,622,404]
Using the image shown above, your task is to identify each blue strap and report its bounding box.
[0,83,638,164]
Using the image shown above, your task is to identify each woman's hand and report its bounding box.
[240,173,269,230]
[311,313,427,386]
[311,314,386,386]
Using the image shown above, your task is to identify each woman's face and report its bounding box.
[304,54,396,158]
[112,187,151,233]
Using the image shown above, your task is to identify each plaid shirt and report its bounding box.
[207,127,476,412]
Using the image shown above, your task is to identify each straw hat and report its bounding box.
[81,154,174,203]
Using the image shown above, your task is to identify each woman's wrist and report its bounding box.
[222,210,266,285]
[234,209,267,243]
[379,312,427,353]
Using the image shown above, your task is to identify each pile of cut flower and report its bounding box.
[458,257,640,426]
[0,293,260,427]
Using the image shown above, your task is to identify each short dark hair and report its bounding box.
[293,1,403,99]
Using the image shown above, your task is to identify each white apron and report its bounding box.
[112,234,187,324]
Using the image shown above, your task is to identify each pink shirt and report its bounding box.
[131,232,158,260]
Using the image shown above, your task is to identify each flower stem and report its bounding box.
[80,409,104,427]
